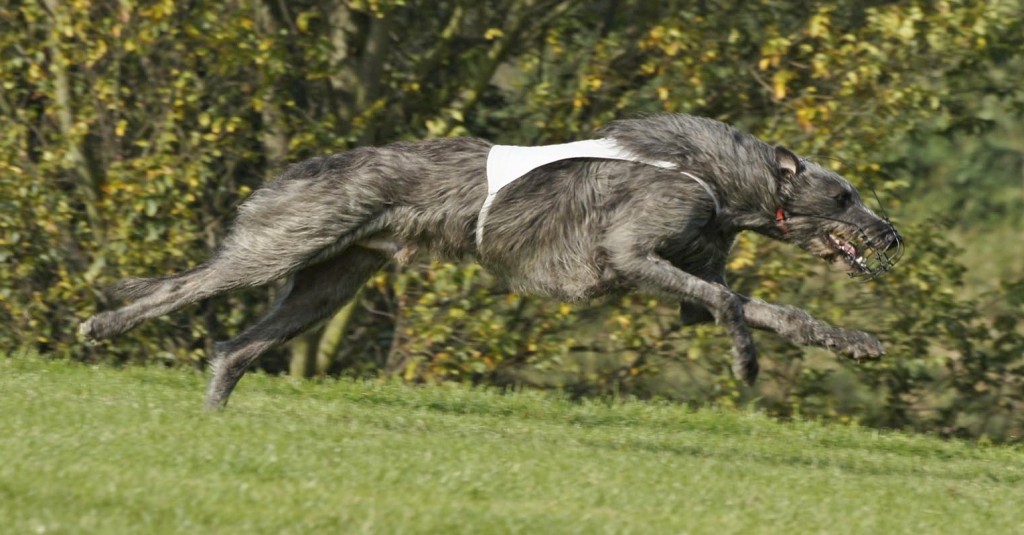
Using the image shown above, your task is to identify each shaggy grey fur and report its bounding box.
[79,114,902,409]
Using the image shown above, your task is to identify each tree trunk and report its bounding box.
[328,1,359,124]
[253,0,289,166]
[40,0,105,246]
[289,331,318,378]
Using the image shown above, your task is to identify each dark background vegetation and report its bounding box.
[1,0,1022,440]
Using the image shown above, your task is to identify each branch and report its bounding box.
[434,0,577,137]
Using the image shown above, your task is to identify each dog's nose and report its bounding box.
[881,228,901,250]
[870,219,900,249]
[875,225,904,271]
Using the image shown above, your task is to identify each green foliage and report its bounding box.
[1,0,1022,440]
[386,263,581,383]
[4,357,1024,534]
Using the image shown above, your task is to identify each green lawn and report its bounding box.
[1,356,1022,535]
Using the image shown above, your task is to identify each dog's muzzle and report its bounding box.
[843,220,901,280]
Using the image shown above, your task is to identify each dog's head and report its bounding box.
[770,146,903,280]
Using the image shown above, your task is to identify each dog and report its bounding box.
[79,114,903,409]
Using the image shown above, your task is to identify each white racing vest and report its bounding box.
[477,138,719,247]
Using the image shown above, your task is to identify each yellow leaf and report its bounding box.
[28,63,43,82]
[403,358,421,381]
[88,40,108,68]
[484,28,504,40]
[772,70,792,100]
[796,107,814,132]
[297,12,313,32]
[807,11,830,38]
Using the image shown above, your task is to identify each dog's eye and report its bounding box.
[834,191,853,207]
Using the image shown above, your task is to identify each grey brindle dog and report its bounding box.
[80,114,902,409]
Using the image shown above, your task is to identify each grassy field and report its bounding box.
[2,356,1023,535]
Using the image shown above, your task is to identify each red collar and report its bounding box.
[776,207,789,235]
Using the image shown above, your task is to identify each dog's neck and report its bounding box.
[599,120,784,231]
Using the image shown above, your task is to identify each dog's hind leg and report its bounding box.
[80,180,385,341]
[204,246,387,409]
[79,246,336,342]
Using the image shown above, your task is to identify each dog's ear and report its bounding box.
[774,146,803,179]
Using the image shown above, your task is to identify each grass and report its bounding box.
[2,356,1023,535]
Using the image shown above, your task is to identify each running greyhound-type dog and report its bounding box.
[80,114,903,408]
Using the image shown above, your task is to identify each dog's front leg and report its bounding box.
[675,290,884,360]
[615,253,759,384]
[737,297,885,361]
[675,292,884,361]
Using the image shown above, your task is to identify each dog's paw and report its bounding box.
[78,317,102,346]
[732,357,760,386]
[78,317,95,339]
[731,343,760,385]
[835,330,884,362]
[78,313,116,343]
